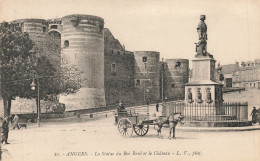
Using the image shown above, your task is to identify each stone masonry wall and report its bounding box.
[104,28,135,105]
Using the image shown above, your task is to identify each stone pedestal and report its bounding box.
[184,54,224,117]
[191,55,216,82]
[184,82,223,104]
[185,55,223,104]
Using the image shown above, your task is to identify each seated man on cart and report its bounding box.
[117,101,125,112]
[115,101,127,124]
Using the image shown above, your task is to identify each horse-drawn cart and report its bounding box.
[115,105,184,137]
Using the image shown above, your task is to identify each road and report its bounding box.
[2,111,260,161]
[2,89,260,161]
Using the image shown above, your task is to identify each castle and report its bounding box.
[1,14,189,112]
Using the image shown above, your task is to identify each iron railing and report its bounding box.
[163,101,248,122]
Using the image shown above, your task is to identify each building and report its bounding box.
[216,62,240,87]
[232,59,260,89]
[2,14,189,113]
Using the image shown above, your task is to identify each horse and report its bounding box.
[154,113,184,138]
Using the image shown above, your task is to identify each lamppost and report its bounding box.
[143,60,149,115]
[146,88,150,115]
[144,62,147,102]
[30,71,40,127]
[161,58,164,105]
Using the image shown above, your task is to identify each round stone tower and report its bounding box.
[133,51,160,103]
[0,58,3,117]
[60,14,106,110]
[164,59,189,100]
[12,19,47,34]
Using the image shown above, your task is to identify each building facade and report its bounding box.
[2,14,189,113]
[232,59,260,89]
[216,62,240,87]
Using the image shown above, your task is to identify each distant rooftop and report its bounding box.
[219,63,239,74]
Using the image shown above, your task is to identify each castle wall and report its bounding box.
[164,59,189,100]
[6,19,61,114]
[104,28,124,51]
[12,19,61,73]
[103,28,135,105]
[47,18,62,33]
[0,57,3,117]
[133,51,160,103]
[104,50,135,105]
[60,14,106,111]
[13,19,47,34]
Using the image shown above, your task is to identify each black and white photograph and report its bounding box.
[0,0,260,161]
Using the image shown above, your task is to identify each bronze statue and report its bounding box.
[195,15,208,56]
[197,15,207,40]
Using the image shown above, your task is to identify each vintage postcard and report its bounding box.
[0,0,260,161]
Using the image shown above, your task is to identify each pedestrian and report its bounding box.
[250,107,258,124]
[156,103,159,112]
[13,114,20,130]
[1,116,10,144]
[168,115,177,139]
[155,118,164,138]
[77,113,81,119]
[157,123,163,138]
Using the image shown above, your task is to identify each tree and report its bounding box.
[0,22,59,116]
[59,58,86,94]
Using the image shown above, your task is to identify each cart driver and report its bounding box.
[117,101,125,112]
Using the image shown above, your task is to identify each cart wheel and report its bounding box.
[133,124,149,136]
[117,118,133,137]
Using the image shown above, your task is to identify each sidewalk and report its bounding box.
[177,124,260,132]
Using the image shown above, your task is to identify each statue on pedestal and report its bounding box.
[195,15,208,56]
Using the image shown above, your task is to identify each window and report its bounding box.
[64,40,69,47]
[136,80,140,86]
[143,56,147,62]
[111,63,116,75]
[50,25,58,29]
[43,26,47,32]
[175,61,181,68]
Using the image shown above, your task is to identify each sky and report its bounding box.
[0,0,260,65]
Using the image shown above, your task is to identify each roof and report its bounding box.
[219,64,239,74]
[185,80,221,86]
